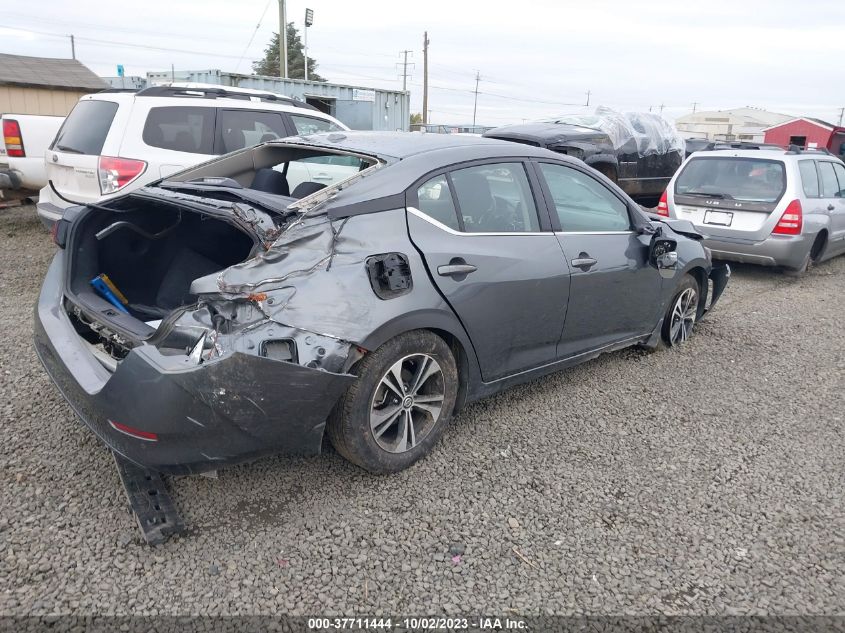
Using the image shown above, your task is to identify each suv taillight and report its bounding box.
[656,190,669,216]
[3,119,24,157]
[772,199,803,235]
[98,156,146,194]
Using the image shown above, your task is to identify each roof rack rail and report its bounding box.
[784,144,832,155]
[702,141,785,151]
[96,88,139,94]
[134,85,318,110]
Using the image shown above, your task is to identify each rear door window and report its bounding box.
[675,157,786,203]
[449,163,540,233]
[798,160,820,197]
[818,161,840,198]
[217,109,287,153]
[828,162,845,198]
[415,174,461,230]
[51,100,118,155]
[290,115,344,136]
[143,107,215,154]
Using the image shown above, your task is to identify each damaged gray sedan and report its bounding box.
[34,132,729,477]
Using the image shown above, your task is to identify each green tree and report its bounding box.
[252,22,325,81]
[410,112,423,125]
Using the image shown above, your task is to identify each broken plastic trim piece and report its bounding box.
[113,452,185,546]
[286,160,384,213]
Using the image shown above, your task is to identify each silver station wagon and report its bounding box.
[661,146,845,273]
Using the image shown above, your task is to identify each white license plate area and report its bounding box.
[703,210,733,226]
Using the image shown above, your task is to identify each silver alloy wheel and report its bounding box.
[369,353,445,454]
[669,287,698,346]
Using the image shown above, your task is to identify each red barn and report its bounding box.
[763,117,845,157]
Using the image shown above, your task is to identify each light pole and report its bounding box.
[304,8,313,81]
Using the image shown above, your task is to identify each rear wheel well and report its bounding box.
[427,328,469,412]
[811,230,827,260]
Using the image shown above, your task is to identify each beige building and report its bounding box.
[675,107,792,143]
[0,53,107,116]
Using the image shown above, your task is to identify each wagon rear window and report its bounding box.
[675,157,785,203]
[51,100,118,155]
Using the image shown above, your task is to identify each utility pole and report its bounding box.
[422,32,429,125]
[585,90,591,107]
[472,70,481,126]
[399,49,412,92]
[278,0,288,79]
[658,103,665,114]
[839,107,844,126]
[692,102,699,113]
[70,34,75,59]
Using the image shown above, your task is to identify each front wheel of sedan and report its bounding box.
[661,275,700,347]
[327,330,458,473]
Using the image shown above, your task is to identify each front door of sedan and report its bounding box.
[407,162,570,382]
[534,161,662,358]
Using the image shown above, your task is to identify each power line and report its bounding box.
[234,0,272,72]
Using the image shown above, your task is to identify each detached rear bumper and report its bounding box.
[33,254,355,475]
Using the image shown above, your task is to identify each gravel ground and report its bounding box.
[0,203,843,617]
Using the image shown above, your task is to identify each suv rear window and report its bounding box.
[143,107,215,154]
[675,157,786,203]
[51,100,118,155]
[798,160,820,197]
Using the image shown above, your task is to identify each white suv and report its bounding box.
[659,145,845,273]
[37,84,348,226]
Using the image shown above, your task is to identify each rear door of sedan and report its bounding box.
[533,160,662,357]
[406,159,571,382]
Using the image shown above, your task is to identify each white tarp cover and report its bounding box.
[546,106,685,157]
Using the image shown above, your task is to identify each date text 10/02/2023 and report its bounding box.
[307,617,528,630]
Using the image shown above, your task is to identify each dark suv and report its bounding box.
[484,107,684,202]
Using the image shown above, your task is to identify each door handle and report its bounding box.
[571,254,597,271]
[437,263,477,277]
[828,204,835,211]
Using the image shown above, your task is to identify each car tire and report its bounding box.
[327,330,459,474]
[660,274,700,347]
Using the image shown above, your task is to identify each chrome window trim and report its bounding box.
[554,230,636,236]
[407,206,553,236]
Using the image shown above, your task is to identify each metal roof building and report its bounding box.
[0,53,107,116]
[145,69,410,132]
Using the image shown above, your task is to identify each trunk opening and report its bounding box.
[67,199,256,345]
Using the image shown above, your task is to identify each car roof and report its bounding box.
[82,89,332,116]
[269,130,554,162]
[267,131,592,219]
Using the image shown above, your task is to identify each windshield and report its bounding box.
[675,157,786,203]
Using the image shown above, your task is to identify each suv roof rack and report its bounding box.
[701,141,785,151]
[134,85,318,110]
[784,144,832,155]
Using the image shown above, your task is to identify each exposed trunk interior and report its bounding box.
[69,200,256,326]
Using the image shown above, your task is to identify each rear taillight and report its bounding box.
[98,156,146,194]
[656,190,669,216]
[772,199,803,235]
[50,219,69,248]
[3,119,25,157]
[108,420,158,442]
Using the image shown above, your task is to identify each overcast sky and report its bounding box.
[2,0,843,126]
